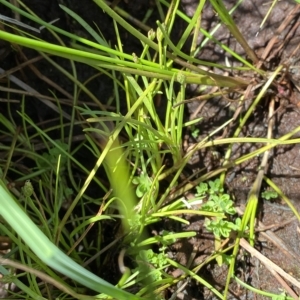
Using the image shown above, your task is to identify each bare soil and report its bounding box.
[1,1,300,299]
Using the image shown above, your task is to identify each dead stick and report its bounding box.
[240,238,300,291]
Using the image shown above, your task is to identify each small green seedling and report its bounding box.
[132,174,152,198]
[37,141,68,172]
[197,179,240,265]
[133,249,169,283]
[204,217,241,239]
[197,179,236,215]
[261,189,278,200]
[191,125,200,139]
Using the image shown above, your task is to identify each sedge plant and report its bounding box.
[1,0,300,299]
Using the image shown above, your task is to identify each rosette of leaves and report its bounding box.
[132,174,152,198]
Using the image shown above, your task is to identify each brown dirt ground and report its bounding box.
[1,1,300,299]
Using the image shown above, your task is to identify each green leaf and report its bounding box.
[261,190,278,200]
[205,218,239,238]
[132,174,152,198]
[208,178,223,194]
[195,182,208,197]
[191,128,200,138]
